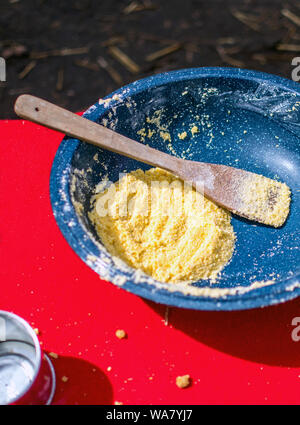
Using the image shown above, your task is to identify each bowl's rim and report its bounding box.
[50,66,300,311]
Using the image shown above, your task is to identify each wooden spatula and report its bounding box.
[14,94,291,227]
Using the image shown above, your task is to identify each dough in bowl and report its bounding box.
[89,168,235,284]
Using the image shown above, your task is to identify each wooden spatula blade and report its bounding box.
[181,162,291,227]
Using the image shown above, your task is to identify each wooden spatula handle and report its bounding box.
[14,94,182,173]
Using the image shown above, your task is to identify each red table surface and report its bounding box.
[1,118,300,405]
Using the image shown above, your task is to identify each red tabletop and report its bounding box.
[1,118,300,405]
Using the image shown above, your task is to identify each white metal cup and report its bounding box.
[0,311,56,405]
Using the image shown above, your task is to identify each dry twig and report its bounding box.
[216,46,244,67]
[231,10,261,31]
[56,68,64,91]
[123,1,157,14]
[30,47,89,59]
[18,60,37,79]
[101,36,125,47]
[276,43,300,51]
[74,59,99,71]
[108,46,140,74]
[281,8,300,27]
[98,56,123,85]
[145,43,181,62]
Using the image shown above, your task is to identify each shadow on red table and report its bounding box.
[146,297,300,367]
[48,354,113,405]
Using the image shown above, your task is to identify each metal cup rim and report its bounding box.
[0,310,41,404]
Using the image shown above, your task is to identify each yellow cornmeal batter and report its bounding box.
[89,168,235,284]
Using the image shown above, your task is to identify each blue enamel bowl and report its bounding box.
[50,67,300,310]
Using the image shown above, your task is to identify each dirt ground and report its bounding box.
[0,0,299,118]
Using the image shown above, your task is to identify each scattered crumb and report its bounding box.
[137,128,146,142]
[107,366,112,372]
[115,329,127,339]
[160,131,171,142]
[115,401,123,405]
[178,131,187,140]
[33,328,40,335]
[148,129,155,138]
[48,352,58,359]
[191,125,198,135]
[176,375,191,389]
[61,376,69,383]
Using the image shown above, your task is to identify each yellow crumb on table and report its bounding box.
[176,375,191,389]
[48,352,58,359]
[61,376,69,383]
[90,168,235,284]
[115,329,127,339]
